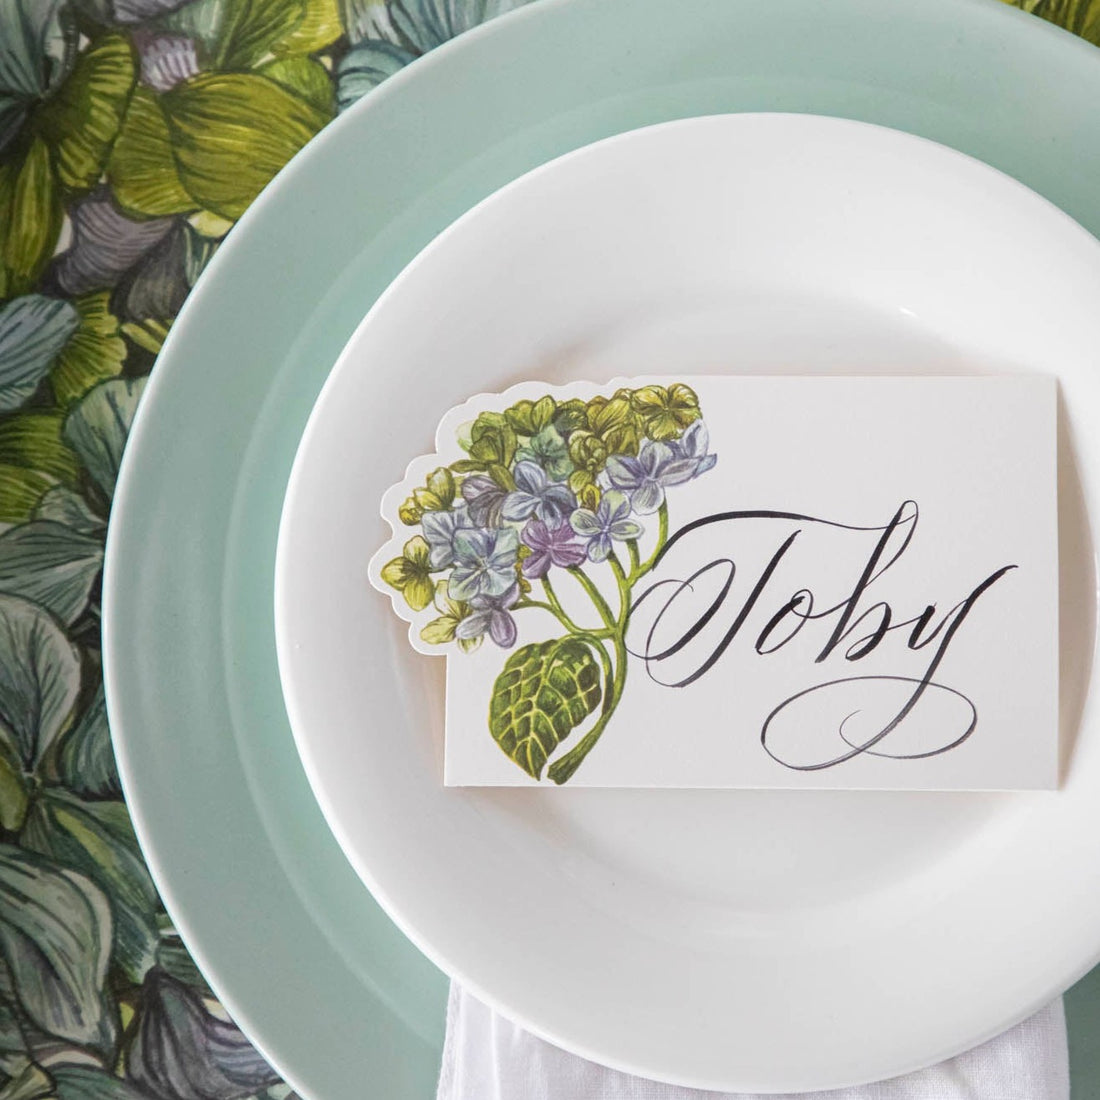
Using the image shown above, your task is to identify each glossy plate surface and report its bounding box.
[277,113,1097,1091]
[104,1,1100,1096]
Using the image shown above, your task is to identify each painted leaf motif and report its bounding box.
[51,189,174,298]
[114,221,215,323]
[0,735,27,833]
[182,0,340,61]
[33,36,137,195]
[56,685,121,799]
[0,1060,53,1100]
[33,487,106,536]
[273,0,341,54]
[110,0,202,25]
[383,0,532,52]
[0,140,63,299]
[0,465,57,525]
[488,638,602,778]
[0,297,80,414]
[162,73,329,219]
[214,0,305,69]
[0,845,114,1053]
[127,969,281,1100]
[335,38,414,110]
[154,0,232,49]
[154,933,213,997]
[50,294,128,408]
[0,0,73,153]
[256,57,333,114]
[63,377,147,502]
[108,88,196,219]
[51,1065,156,1100]
[0,956,28,1057]
[0,593,81,772]
[0,521,104,625]
[1015,0,1100,43]
[0,411,81,485]
[21,790,159,984]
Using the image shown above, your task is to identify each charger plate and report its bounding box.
[103,0,1100,1096]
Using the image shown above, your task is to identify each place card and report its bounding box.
[369,376,1058,789]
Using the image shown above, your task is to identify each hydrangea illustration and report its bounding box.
[379,384,717,783]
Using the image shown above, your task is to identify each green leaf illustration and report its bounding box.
[49,294,127,408]
[22,790,159,984]
[214,0,306,69]
[0,465,57,525]
[0,140,63,299]
[127,968,280,1099]
[154,933,213,997]
[0,297,80,414]
[488,638,602,778]
[51,1065,155,1100]
[386,0,532,52]
[1014,0,1100,44]
[163,73,329,219]
[1,1060,53,1100]
[336,39,416,112]
[33,487,106,536]
[0,845,115,1053]
[0,736,28,833]
[257,57,334,114]
[0,411,81,484]
[62,376,147,502]
[0,522,105,625]
[0,593,81,773]
[153,0,231,50]
[33,35,137,195]
[0,0,74,154]
[160,0,338,64]
[114,222,217,325]
[56,685,120,800]
[273,0,342,54]
[0,954,29,1053]
[107,87,196,219]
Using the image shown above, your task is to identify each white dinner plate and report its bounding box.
[274,114,1100,1092]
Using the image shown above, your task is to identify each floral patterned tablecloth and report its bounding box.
[0,0,1092,1097]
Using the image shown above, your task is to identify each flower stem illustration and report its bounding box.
[381,384,717,783]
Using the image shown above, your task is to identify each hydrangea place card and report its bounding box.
[369,376,1058,789]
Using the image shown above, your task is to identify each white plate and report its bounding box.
[274,114,1100,1092]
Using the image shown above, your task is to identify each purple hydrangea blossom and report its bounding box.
[421,505,469,570]
[521,520,587,579]
[449,527,519,602]
[669,420,717,477]
[455,583,520,648]
[461,475,508,528]
[502,461,575,526]
[569,490,643,563]
[605,440,697,514]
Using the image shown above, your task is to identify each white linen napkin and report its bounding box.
[437,983,1068,1100]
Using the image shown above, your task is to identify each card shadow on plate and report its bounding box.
[1057,387,1095,783]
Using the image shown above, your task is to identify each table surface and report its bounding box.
[0,0,1097,1098]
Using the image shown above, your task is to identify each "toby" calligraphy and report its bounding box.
[627,501,1016,770]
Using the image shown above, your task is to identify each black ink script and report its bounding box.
[626,502,1016,770]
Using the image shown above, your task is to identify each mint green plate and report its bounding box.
[102,0,1100,1096]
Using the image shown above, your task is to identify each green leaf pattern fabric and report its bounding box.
[0,0,1087,1092]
